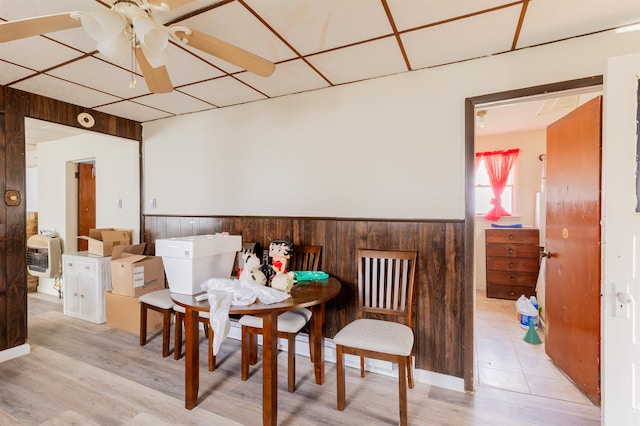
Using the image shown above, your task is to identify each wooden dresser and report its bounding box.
[485,228,540,300]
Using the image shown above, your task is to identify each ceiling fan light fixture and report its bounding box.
[141,44,169,68]
[79,10,126,42]
[97,32,130,62]
[133,16,168,53]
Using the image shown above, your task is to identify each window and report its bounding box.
[475,149,519,220]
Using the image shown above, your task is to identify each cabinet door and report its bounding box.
[63,269,81,316]
[78,272,97,320]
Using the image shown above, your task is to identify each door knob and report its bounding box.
[540,251,552,258]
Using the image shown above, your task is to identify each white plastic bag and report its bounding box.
[238,277,291,304]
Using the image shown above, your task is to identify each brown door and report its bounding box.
[545,96,601,405]
[77,162,96,251]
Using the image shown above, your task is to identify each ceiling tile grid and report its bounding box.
[0,0,638,125]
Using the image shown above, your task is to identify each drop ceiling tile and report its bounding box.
[401,6,520,70]
[179,76,266,107]
[517,0,640,48]
[46,56,152,98]
[387,0,515,31]
[0,0,100,20]
[306,37,407,85]
[10,74,120,107]
[47,26,101,54]
[161,45,227,86]
[134,90,215,115]
[235,59,329,98]
[0,60,35,85]
[177,1,296,73]
[245,0,393,55]
[93,100,173,122]
[0,36,84,71]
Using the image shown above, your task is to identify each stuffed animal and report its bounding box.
[270,271,296,293]
[239,253,267,286]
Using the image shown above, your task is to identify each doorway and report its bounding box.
[466,78,603,402]
[77,162,96,252]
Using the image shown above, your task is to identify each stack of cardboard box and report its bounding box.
[105,243,166,334]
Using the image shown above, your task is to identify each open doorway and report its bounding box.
[467,79,602,404]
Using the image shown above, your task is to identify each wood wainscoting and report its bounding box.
[143,215,466,379]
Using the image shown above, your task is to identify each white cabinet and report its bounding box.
[62,252,111,324]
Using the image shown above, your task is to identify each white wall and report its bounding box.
[474,129,546,291]
[601,52,640,425]
[143,30,639,220]
[36,132,140,296]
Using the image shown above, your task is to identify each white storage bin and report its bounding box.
[156,234,241,295]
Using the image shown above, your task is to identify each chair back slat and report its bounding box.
[290,245,322,271]
[357,249,417,327]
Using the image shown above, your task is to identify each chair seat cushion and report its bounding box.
[138,289,174,309]
[173,304,210,318]
[333,319,414,356]
[239,308,312,333]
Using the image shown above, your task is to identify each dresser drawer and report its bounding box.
[486,244,539,258]
[486,257,539,273]
[486,270,538,286]
[63,259,96,273]
[487,283,536,300]
[485,228,539,244]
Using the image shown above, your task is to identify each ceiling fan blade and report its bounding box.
[0,13,82,43]
[175,28,275,77]
[135,47,173,93]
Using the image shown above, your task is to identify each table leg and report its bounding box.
[310,303,326,384]
[184,307,200,409]
[262,312,278,426]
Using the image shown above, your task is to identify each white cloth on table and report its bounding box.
[200,277,292,354]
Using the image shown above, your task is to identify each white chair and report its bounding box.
[333,249,417,426]
[138,288,174,358]
[239,244,322,392]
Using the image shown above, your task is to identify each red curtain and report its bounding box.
[478,149,519,221]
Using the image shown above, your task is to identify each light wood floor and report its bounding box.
[0,293,601,425]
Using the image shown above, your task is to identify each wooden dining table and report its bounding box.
[171,276,341,426]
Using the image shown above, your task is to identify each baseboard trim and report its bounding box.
[0,344,31,364]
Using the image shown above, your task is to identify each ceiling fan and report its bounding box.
[0,0,276,93]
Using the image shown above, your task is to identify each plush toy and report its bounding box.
[239,252,267,286]
[270,271,296,293]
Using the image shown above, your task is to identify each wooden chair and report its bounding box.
[333,249,417,426]
[289,244,322,271]
[138,288,174,357]
[239,244,322,392]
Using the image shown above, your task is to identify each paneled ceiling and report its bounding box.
[1,0,638,128]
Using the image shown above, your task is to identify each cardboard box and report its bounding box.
[105,290,163,334]
[110,243,165,297]
[77,228,132,257]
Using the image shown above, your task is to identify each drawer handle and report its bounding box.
[84,266,90,270]
[509,291,515,296]
[509,277,515,282]
[509,262,515,268]
[508,234,514,240]
[508,248,515,254]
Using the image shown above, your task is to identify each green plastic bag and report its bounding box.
[293,271,329,281]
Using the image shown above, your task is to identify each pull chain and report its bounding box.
[129,37,138,89]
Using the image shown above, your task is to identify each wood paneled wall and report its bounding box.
[144,215,466,379]
[0,86,142,354]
